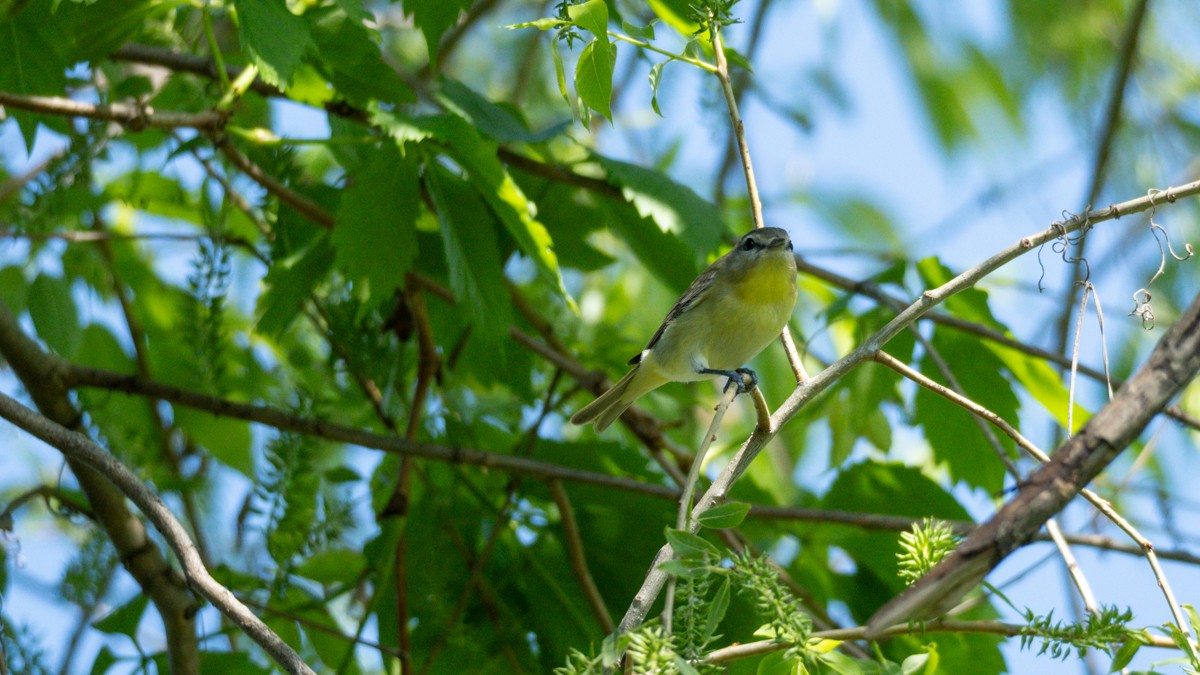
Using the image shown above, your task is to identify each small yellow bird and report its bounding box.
[571,227,798,432]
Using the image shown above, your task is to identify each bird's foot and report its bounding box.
[699,368,758,394]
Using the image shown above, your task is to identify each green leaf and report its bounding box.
[373,111,574,309]
[595,154,727,257]
[0,267,28,314]
[664,527,718,559]
[75,325,134,375]
[575,38,616,120]
[90,646,119,675]
[1109,636,1142,672]
[29,273,81,357]
[332,145,419,303]
[914,328,1017,493]
[704,577,731,643]
[436,77,568,143]
[649,62,667,116]
[600,198,698,291]
[294,549,365,585]
[696,501,750,529]
[92,594,149,638]
[568,0,609,41]
[550,40,571,108]
[403,0,472,68]
[425,162,512,356]
[656,558,709,578]
[622,19,656,41]
[755,651,799,675]
[256,235,335,337]
[309,5,414,106]
[176,408,254,478]
[232,0,316,87]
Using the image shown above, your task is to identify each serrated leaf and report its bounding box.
[425,162,512,356]
[90,646,119,675]
[568,0,609,41]
[575,38,616,120]
[696,501,750,529]
[664,527,718,559]
[332,144,418,303]
[595,154,726,256]
[92,594,149,638]
[309,5,414,106]
[256,236,335,337]
[232,0,316,87]
[403,0,472,68]
[600,198,698,291]
[914,328,1016,493]
[373,111,574,309]
[755,651,799,675]
[436,77,567,143]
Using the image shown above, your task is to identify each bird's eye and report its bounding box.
[742,238,757,251]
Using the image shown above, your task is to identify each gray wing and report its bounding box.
[627,263,721,365]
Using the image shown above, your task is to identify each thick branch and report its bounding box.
[866,288,1200,636]
[0,302,202,674]
[0,392,313,674]
[615,178,1200,636]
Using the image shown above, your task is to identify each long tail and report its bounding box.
[570,365,666,432]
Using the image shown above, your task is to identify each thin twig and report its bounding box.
[711,24,807,384]
[59,360,683,498]
[872,350,1195,644]
[208,133,335,229]
[664,381,739,633]
[912,331,1097,613]
[1055,0,1152,355]
[795,256,1200,431]
[549,480,615,633]
[0,91,227,130]
[701,619,1177,665]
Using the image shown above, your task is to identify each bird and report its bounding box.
[570,227,798,432]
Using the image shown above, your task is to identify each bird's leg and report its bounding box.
[699,367,758,394]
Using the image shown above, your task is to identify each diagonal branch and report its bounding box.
[866,288,1200,637]
[0,391,313,674]
[615,178,1200,636]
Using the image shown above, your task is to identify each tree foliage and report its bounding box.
[1,0,1200,673]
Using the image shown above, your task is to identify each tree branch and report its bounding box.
[0,91,225,130]
[0,391,314,674]
[614,178,1200,637]
[866,288,1200,637]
